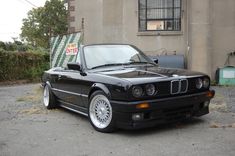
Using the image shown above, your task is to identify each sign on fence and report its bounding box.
[50,32,82,68]
[66,43,79,56]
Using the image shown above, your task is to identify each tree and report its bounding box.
[0,41,6,50]
[21,0,68,48]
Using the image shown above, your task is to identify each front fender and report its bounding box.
[89,83,111,99]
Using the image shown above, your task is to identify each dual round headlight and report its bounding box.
[196,78,203,89]
[145,84,156,96]
[196,77,210,89]
[132,86,143,98]
[132,84,156,98]
[203,78,210,88]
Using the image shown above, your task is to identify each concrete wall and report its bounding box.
[70,0,235,79]
[188,0,235,78]
[72,0,188,56]
[122,0,188,57]
[102,0,124,42]
[73,0,104,43]
[188,0,212,76]
[210,0,235,78]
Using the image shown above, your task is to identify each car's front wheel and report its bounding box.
[88,91,116,132]
[43,84,57,109]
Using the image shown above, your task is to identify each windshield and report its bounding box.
[83,45,154,69]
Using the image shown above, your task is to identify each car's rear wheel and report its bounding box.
[88,91,116,132]
[43,84,57,109]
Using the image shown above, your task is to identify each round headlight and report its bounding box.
[132,86,143,98]
[203,77,210,88]
[196,78,203,89]
[145,84,156,96]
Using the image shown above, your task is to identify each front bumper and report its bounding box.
[111,90,215,129]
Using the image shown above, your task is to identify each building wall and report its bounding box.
[122,0,188,57]
[69,0,235,79]
[102,0,124,43]
[188,0,235,78]
[71,0,188,56]
[69,0,104,43]
[210,0,235,77]
[188,0,212,76]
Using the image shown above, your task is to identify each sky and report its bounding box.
[0,0,47,42]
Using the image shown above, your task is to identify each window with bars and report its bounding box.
[139,0,182,31]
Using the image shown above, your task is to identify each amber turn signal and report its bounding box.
[136,103,150,109]
[206,91,215,98]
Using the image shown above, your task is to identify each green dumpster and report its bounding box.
[216,66,235,85]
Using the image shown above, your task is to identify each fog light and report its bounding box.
[203,101,210,107]
[132,113,144,121]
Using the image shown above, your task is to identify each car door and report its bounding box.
[54,69,85,108]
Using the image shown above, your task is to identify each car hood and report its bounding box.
[94,65,205,84]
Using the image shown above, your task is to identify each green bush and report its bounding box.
[0,51,50,81]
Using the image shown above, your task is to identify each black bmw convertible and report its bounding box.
[42,44,215,132]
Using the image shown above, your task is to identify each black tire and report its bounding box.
[88,90,116,133]
[43,84,57,109]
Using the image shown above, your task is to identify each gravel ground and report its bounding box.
[0,84,235,156]
[211,86,235,113]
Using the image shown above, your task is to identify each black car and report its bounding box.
[42,44,215,132]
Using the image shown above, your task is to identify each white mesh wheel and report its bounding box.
[43,85,50,107]
[43,84,56,109]
[89,94,112,129]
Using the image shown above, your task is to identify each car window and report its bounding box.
[83,45,150,69]
[76,49,81,64]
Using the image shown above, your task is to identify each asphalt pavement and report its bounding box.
[0,84,235,156]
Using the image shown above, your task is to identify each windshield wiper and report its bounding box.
[91,63,124,69]
[124,61,156,66]
[91,62,156,69]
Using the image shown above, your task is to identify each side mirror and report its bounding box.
[67,62,81,71]
[153,58,158,64]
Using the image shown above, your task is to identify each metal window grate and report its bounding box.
[139,0,182,31]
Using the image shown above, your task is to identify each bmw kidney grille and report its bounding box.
[171,79,188,94]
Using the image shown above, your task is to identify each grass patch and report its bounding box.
[209,102,228,112]
[16,85,43,103]
[17,85,60,115]
[210,122,235,128]
[19,105,59,115]
[20,106,46,115]
[210,122,221,128]
[210,92,228,112]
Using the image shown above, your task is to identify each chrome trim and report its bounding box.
[60,104,88,116]
[52,88,88,97]
[170,79,188,95]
